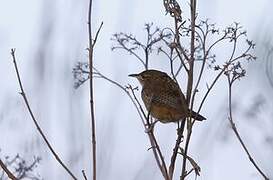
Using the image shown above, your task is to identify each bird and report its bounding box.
[129,69,206,123]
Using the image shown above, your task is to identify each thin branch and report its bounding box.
[168,120,186,179]
[93,22,104,45]
[112,43,146,68]
[178,148,201,177]
[112,24,172,70]
[174,47,189,73]
[126,85,148,125]
[180,123,193,180]
[148,132,169,179]
[16,156,41,179]
[190,24,208,116]
[0,159,17,180]
[227,76,269,180]
[197,68,225,114]
[82,170,88,180]
[197,40,255,116]
[174,61,184,78]
[87,1,96,179]
[87,0,103,178]
[10,49,77,180]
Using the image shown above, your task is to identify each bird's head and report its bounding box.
[129,69,167,86]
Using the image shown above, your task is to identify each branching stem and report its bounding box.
[227,76,269,180]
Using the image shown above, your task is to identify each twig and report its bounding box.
[87,0,103,178]
[227,75,269,180]
[93,23,103,45]
[168,121,185,179]
[112,24,172,70]
[150,132,169,179]
[190,21,211,116]
[178,148,201,177]
[82,170,88,180]
[174,47,189,74]
[10,49,77,179]
[197,68,225,114]
[16,156,41,179]
[0,159,17,180]
[180,124,192,180]
[112,40,146,68]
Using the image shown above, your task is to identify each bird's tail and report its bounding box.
[190,110,206,121]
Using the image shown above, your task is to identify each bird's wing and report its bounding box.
[165,78,188,112]
[141,86,153,110]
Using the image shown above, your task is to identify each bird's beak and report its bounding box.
[128,73,139,77]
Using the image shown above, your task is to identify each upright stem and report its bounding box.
[182,0,196,179]
[168,120,186,179]
[87,0,97,179]
[169,16,187,180]
[186,0,196,103]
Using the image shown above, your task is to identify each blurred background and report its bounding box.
[0,0,272,179]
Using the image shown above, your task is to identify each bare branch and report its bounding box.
[10,49,77,180]
[168,122,185,179]
[226,70,269,180]
[82,170,88,180]
[112,24,172,70]
[180,1,198,179]
[93,22,103,46]
[178,148,201,177]
[0,159,17,180]
[87,0,104,178]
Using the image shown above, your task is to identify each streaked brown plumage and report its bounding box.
[129,69,206,123]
